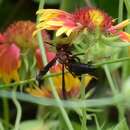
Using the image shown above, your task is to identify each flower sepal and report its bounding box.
[71,30,120,64]
[101,35,130,47]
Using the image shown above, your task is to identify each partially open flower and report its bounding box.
[0,43,20,83]
[4,21,49,49]
[0,21,49,83]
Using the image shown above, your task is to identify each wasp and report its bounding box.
[36,43,96,99]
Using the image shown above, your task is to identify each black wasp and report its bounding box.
[36,43,96,99]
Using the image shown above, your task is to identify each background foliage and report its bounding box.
[0,0,130,130]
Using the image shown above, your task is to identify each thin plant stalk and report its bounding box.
[84,0,93,7]
[121,0,130,81]
[0,90,124,109]
[2,96,9,130]
[124,0,130,32]
[12,88,22,130]
[0,120,4,130]
[1,57,130,89]
[93,57,130,67]
[118,0,124,23]
[36,106,45,119]
[60,0,75,11]
[103,65,125,121]
[60,0,68,10]
[36,0,74,130]
[0,72,65,89]
[124,0,130,15]
[80,75,88,130]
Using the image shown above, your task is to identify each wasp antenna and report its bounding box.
[44,40,56,47]
[36,73,43,87]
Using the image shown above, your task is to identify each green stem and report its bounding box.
[0,72,67,89]
[122,0,130,80]
[84,0,93,7]
[124,0,130,15]
[93,57,130,67]
[0,90,124,108]
[60,0,69,10]
[12,89,22,130]
[103,65,118,94]
[2,97,9,130]
[36,106,45,119]
[0,120,4,130]
[103,65,124,121]
[125,0,130,32]
[1,56,130,89]
[36,1,74,130]
[118,0,124,23]
[121,49,129,80]
[80,75,88,130]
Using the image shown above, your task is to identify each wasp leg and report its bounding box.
[36,57,57,87]
[72,56,80,63]
[62,64,67,99]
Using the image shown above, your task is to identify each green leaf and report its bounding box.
[19,120,44,130]
[17,120,58,130]
[0,91,123,108]
[103,41,130,48]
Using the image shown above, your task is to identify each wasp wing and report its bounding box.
[67,62,96,76]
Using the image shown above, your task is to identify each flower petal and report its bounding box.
[0,34,6,43]
[56,26,69,37]
[74,8,113,31]
[118,32,130,42]
[37,9,71,21]
[35,48,56,70]
[108,19,130,33]
[35,9,79,37]
[26,86,52,98]
[0,44,20,83]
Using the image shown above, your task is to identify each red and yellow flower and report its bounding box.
[34,7,130,42]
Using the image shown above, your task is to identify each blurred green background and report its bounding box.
[0,1,129,130]
[0,0,120,32]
